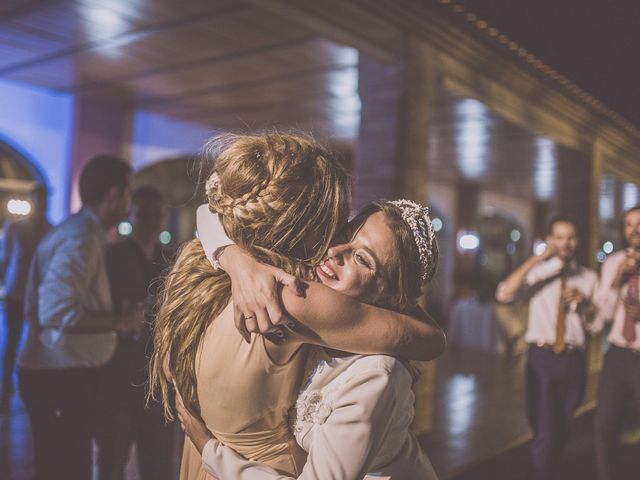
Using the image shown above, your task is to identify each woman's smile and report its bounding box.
[316,259,338,280]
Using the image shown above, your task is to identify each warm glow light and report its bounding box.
[432,217,443,232]
[80,3,130,58]
[456,98,489,179]
[534,138,556,200]
[458,232,480,251]
[118,221,133,236]
[7,199,31,216]
[159,231,172,245]
[623,183,639,210]
[534,241,547,256]
[446,375,477,435]
[599,175,615,221]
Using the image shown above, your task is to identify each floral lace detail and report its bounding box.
[290,357,342,436]
[291,390,334,436]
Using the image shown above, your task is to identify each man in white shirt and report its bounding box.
[496,217,598,480]
[593,205,640,480]
[17,156,144,480]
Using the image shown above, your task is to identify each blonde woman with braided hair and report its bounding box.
[149,133,445,479]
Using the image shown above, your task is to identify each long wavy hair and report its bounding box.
[148,133,351,419]
[348,201,439,381]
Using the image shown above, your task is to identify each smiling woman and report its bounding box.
[149,132,445,480]
[315,211,396,304]
[174,198,442,479]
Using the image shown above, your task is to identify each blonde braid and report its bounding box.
[149,132,351,419]
[211,179,278,224]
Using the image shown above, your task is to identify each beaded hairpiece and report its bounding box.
[389,199,438,283]
[205,171,221,201]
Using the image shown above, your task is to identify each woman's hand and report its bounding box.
[219,245,304,342]
[176,391,213,454]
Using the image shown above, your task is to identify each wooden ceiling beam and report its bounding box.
[139,63,356,107]
[249,0,402,63]
[69,34,317,93]
[0,2,247,76]
[0,0,52,21]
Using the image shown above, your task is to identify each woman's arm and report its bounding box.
[179,364,413,480]
[197,204,302,339]
[280,283,445,361]
[218,242,444,361]
[200,206,445,361]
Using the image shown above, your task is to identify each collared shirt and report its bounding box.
[18,207,116,369]
[593,249,640,350]
[499,257,598,348]
[2,216,51,301]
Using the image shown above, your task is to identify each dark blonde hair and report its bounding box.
[349,201,439,312]
[149,133,351,419]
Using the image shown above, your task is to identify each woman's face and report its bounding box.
[315,211,395,301]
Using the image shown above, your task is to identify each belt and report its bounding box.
[530,342,585,353]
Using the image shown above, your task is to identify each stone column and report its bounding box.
[554,149,593,265]
[532,200,550,243]
[67,94,132,212]
[354,37,436,207]
[587,140,605,373]
[355,36,438,434]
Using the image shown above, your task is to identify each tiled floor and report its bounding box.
[420,347,640,480]
[0,306,183,480]
[2,328,637,480]
[0,384,183,480]
[0,387,32,480]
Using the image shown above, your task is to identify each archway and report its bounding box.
[0,140,47,227]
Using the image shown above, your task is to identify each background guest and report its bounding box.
[96,185,176,480]
[593,205,640,480]
[17,155,144,480]
[496,217,598,479]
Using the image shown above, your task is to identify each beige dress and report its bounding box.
[180,302,308,479]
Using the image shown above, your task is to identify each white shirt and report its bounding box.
[18,208,116,369]
[593,249,640,350]
[499,257,598,348]
[200,352,437,480]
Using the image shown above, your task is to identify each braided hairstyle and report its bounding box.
[149,133,351,419]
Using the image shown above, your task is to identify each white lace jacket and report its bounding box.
[200,351,438,479]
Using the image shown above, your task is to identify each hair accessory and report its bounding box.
[206,171,221,201]
[389,199,438,283]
